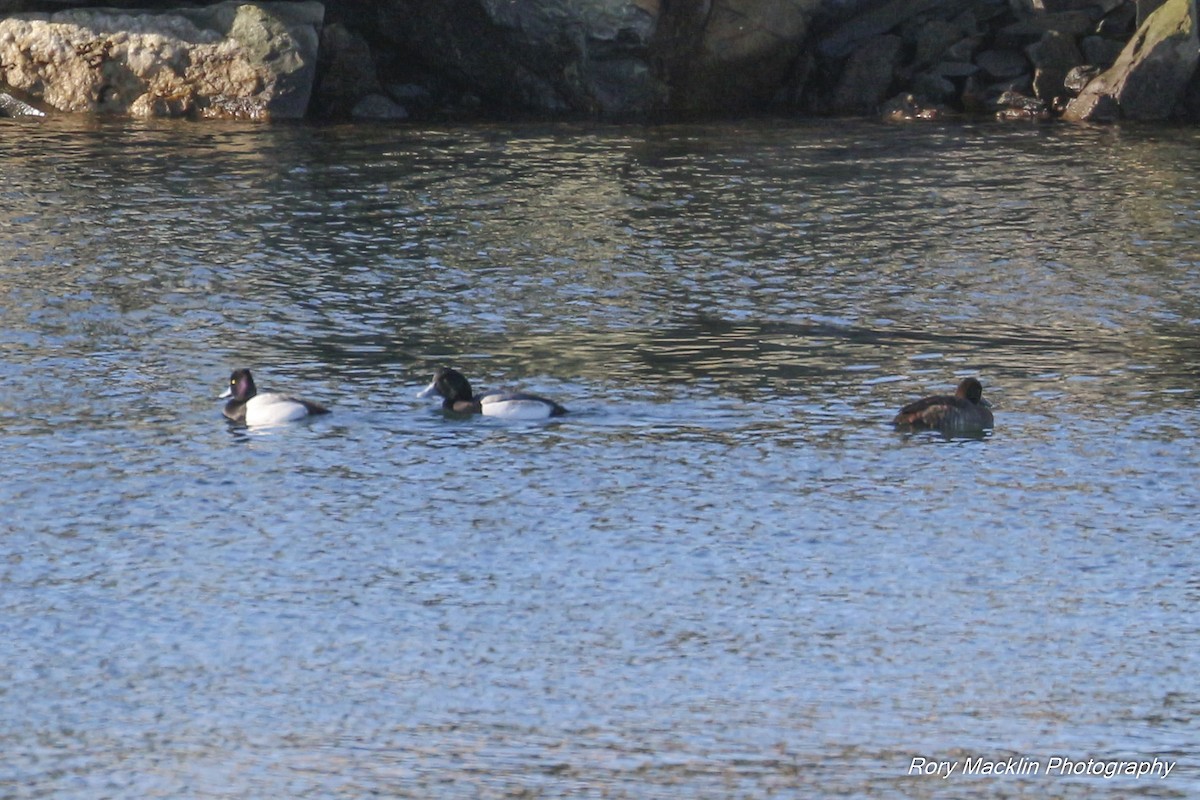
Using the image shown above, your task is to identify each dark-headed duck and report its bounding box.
[893,377,993,432]
[418,366,567,419]
[219,368,330,426]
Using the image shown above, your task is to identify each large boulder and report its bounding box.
[0,1,322,119]
[1063,0,1199,121]
[656,0,818,112]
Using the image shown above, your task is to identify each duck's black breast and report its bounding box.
[223,399,247,422]
[448,398,483,414]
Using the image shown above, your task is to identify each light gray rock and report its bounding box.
[0,1,322,119]
[0,90,45,117]
[1064,0,1199,121]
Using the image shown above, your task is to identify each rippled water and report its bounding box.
[1,116,1198,798]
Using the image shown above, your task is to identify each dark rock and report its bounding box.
[376,0,662,115]
[1009,0,1125,12]
[995,11,1102,48]
[976,48,1029,79]
[1081,35,1126,68]
[313,22,381,119]
[912,71,958,101]
[912,19,963,67]
[1137,0,1170,26]
[831,34,903,114]
[1064,0,1199,121]
[1026,30,1083,101]
[817,0,949,58]
[351,93,408,119]
[944,35,984,63]
[932,61,981,78]
[1097,2,1137,36]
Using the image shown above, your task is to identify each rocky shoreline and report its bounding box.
[1,0,1197,123]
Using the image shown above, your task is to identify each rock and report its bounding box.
[1009,0,1124,12]
[995,11,1101,47]
[1064,63,1102,94]
[0,89,44,117]
[0,1,322,119]
[1081,35,1127,68]
[818,0,948,58]
[993,88,1050,120]
[932,61,981,78]
[312,21,380,119]
[351,93,408,119]
[654,0,817,112]
[1063,0,1199,121]
[1026,30,1083,101]
[944,35,984,63]
[1063,90,1121,119]
[976,48,1029,79]
[912,71,958,102]
[912,19,962,67]
[830,34,903,115]
[1097,2,1137,36]
[376,0,667,115]
[1137,0,1171,26]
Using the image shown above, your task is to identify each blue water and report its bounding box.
[1,117,1197,798]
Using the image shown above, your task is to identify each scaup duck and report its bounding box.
[418,366,567,419]
[220,368,330,426]
[893,377,993,432]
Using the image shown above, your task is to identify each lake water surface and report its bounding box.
[1,116,1198,798]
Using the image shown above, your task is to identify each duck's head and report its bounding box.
[955,377,985,406]
[417,367,474,404]
[220,368,257,402]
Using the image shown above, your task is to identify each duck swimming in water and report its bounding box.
[418,367,567,419]
[220,368,331,426]
[893,377,993,432]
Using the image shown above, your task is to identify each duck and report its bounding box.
[219,368,330,426]
[893,377,993,432]
[417,366,567,419]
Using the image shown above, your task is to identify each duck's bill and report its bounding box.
[218,387,232,399]
[416,380,438,399]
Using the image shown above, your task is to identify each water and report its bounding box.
[1,116,1198,798]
